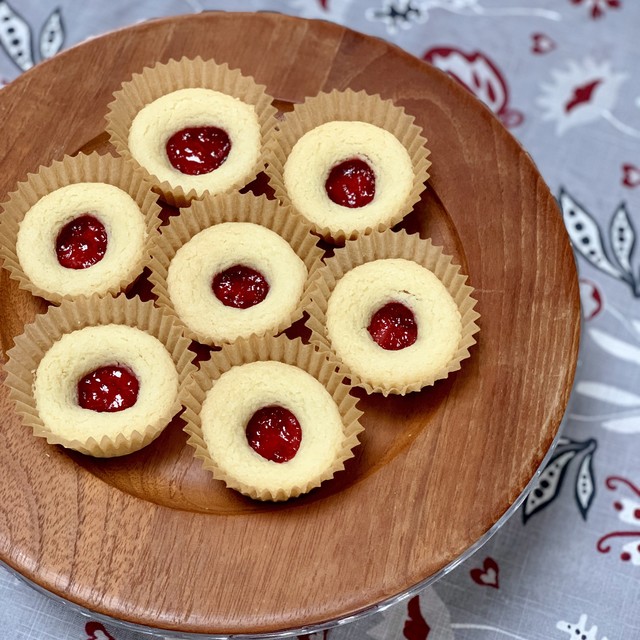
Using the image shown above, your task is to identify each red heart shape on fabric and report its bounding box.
[531,33,556,55]
[470,557,500,588]
[85,621,116,640]
[622,163,640,188]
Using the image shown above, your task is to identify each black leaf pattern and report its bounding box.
[554,437,588,455]
[560,188,640,296]
[523,450,576,523]
[610,203,635,276]
[365,1,426,33]
[575,451,596,520]
[39,8,64,60]
[523,436,598,524]
[560,190,625,280]
[0,1,34,71]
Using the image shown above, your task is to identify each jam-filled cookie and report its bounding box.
[167,222,307,343]
[284,121,414,238]
[306,230,480,395]
[4,295,194,457]
[148,192,323,346]
[182,336,364,501]
[34,324,179,449]
[0,153,159,303]
[265,89,430,242]
[326,258,462,390]
[106,57,277,205]
[128,88,261,197]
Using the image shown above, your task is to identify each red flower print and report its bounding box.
[564,79,603,113]
[423,47,523,127]
[596,476,640,565]
[404,596,431,640]
[622,164,640,188]
[531,33,556,55]
[85,621,116,640]
[570,0,621,19]
[579,279,604,320]
[538,59,629,136]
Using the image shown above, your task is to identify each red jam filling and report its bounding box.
[325,158,376,208]
[77,365,139,413]
[165,126,231,175]
[367,301,418,351]
[212,265,269,309]
[55,214,107,270]
[246,405,302,463]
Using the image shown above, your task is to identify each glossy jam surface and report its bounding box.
[245,405,302,463]
[166,126,231,175]
[212,265,269,309]
[325,158,376,208]
[55,214,107,270]
[77,365,139,413]
[367,301,418,351]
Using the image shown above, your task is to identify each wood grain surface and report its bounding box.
[0,12,580,636]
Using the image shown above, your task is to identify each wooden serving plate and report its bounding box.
[0,12,580,636]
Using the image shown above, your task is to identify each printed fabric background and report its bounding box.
[0,0,639,639]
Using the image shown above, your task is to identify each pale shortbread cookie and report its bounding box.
[284,121,414,235]
[167,222,307,343]
[34,324,179,445]
[326,259,462,389]
[16,183,146,298]
[201,361,345,496]
[128,88,261,196]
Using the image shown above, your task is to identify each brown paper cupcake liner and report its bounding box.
[305,229,480,395]
[264,89,431,243]
[0,152,162,305]
[3,294,196,457]
[105,56,278,207]
[181,334,364,501]
[147,191,325,346]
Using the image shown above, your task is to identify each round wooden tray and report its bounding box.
[0,12,580,637]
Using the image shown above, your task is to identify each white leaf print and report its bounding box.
[615,497,640,526]
[589,328,640,365]
[610,203,635,275]
[601,416,640,433]
[575,453,595,519]
[621,540,640,566]
[557,614,609,640]
[575,381,640,406]
[39,8,64,60]
[559,190,624,280]
[0,1,33,71]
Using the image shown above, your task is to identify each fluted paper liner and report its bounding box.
[148,191,325,346]
[264,89,431,243]
[0,152,162,304]
[181,335,364,501]
[305,229,480,395]
[4,294,196,457]
[105,56,278,207]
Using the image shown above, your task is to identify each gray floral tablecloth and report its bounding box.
[1,1,639,639]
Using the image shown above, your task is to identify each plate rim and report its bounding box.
[0,11,581,636]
